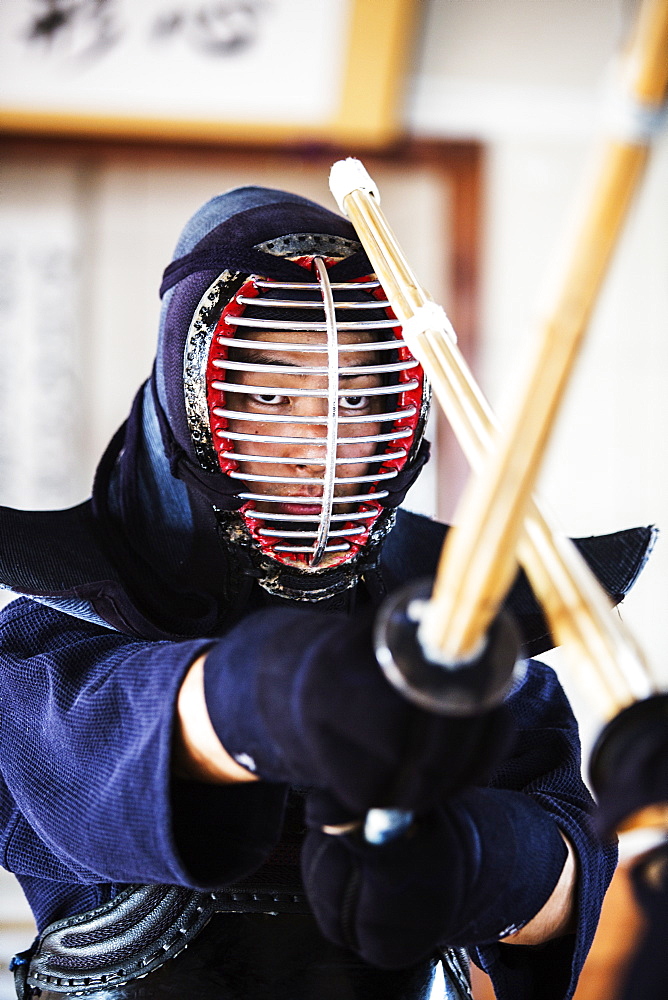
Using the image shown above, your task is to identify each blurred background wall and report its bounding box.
[411,0,668,752]
[1,1,666,997]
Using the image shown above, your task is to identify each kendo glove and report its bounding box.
[203,606,517,815]
[589,692,668,836]
[301,787,568,969]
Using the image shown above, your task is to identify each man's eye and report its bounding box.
[341,395,369,410]
[251,393,286,405]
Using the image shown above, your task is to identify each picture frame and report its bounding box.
[0,0,418,147]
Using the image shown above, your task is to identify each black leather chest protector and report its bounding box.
[15,909,470,1000]
[13,791,471,1000]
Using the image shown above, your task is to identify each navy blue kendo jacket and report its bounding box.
[0,501,653,1000]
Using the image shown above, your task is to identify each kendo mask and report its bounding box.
[156,187,430,601]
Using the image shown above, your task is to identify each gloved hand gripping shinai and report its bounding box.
[302,787,569,969]
[203,605,516,815]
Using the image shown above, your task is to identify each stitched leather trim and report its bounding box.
[27,882,311,995]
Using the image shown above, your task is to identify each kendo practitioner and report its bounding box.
[0,186,655,1000]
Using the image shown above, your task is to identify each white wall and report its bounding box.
[412,0,632,139]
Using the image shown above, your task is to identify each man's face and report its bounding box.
[226,328,383,519]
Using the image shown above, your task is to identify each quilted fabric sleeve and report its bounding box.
[0,599,286,896]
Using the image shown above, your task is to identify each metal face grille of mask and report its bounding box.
[189,256,427,571]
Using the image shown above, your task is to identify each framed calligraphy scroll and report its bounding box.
[0,0,418,147]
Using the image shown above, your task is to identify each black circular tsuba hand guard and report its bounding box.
[374,578,523,717]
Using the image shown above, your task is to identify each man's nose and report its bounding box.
[280,397,329,472]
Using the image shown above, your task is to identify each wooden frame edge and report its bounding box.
[0,0,420,150]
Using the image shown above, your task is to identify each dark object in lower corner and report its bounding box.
[589,692,668,836]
